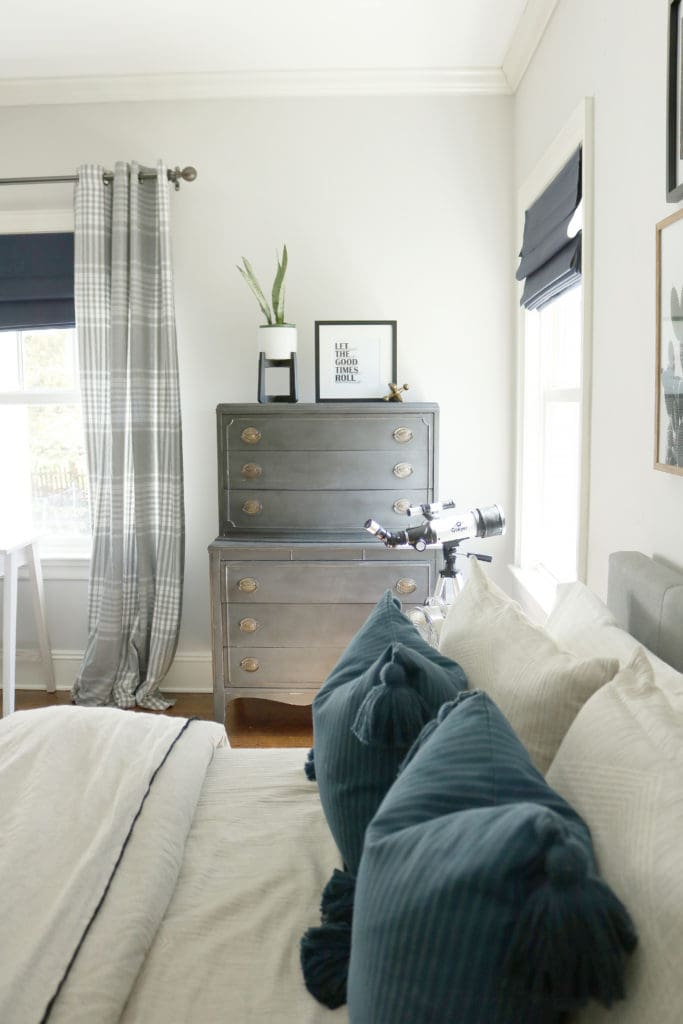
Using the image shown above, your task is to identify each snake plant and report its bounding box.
[237,246,291,325]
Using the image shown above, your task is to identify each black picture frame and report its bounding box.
[314,320,397,402]
[667,0,683,202]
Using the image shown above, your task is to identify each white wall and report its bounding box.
[514,0,683,596]
[0,95,514,680]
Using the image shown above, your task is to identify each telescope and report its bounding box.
[364,501,505,552]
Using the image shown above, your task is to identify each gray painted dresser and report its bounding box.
[209,402,439,722]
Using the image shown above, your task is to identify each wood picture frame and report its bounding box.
[667,0,683,202]
[655,208,683,474]
[314,320,397,402]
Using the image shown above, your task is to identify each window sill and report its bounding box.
[39,553,91,581]
[508,564,558,621]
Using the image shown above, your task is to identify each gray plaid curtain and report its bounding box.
[72,161,185,710]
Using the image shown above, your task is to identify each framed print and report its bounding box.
[655,209,683,474]
[667,0,683,201]
[314,321,397,402]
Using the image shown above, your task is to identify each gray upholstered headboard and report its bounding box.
[607,551,683,673]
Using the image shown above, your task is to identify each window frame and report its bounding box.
[513,99,594,612]
[0,209,90,572]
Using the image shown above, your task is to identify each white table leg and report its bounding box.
[2,550,18,716]
[26,542,55,693]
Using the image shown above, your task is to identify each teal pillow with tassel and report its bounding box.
[311,591,467,874]
[347,690,637,1023]
[301,592,467,1008]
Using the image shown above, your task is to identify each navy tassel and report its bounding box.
[503,824,638,1012]
[304,747,316,781]
[300,921,352,1009]
[351,661,433,748]
[321,868,356,923]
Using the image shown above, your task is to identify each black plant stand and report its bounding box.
[258,352,299,403]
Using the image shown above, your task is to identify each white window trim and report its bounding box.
[512,98,595,612]
[0,208,90,572]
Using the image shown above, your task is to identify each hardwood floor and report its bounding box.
[6,690,313,749]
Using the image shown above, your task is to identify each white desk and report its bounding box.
[0,536,55,716]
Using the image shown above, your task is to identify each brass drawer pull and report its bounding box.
[241,462,263,479]
[395,577,417,595]
[240,426,262,445]
[393,462,414,479]
[240,657,260,673]
[393,426,414,444]
[237,577,259,593]
[242,499,263,516]
[393,498,410,514]
[239,617,260,633]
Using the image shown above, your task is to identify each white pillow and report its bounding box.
[547,648,683,1024]
[545,580,683,692]
[438,557,619,773]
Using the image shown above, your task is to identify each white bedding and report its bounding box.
[122,747,347,1023]
[0,707,226,1024]
[0,707,343,1024]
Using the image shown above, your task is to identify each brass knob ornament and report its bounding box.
[237,577,259,593]
[241,463,263,479]
[383,383,410,402]
[392,426,414,444]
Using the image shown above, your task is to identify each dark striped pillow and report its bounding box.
[312,590,467,874]
[348,690,637,1023]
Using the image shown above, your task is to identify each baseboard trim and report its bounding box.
[7,649,213,694]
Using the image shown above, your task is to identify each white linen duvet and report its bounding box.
[0,707,344,1024]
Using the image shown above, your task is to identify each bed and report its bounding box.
[0,550,681,1023]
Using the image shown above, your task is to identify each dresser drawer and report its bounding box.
[226,646,345,686]
[225,602,378,648]
[222,560,431,605]
[222,488,429,533]
[224,411,431,453]
[226,450,429,491]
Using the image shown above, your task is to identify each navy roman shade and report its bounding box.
[0,233,75,330]
[517,147,582,311]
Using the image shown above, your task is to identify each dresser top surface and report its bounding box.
[217,402,438,416]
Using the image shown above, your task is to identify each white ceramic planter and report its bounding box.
[258,325,297,360]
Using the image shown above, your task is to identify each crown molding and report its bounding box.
[0,67,512,106]
[502,0,559,92]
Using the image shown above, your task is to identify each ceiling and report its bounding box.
[0,0,558,103]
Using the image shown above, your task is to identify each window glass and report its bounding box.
[0,328,90,549]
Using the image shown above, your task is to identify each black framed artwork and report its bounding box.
[314,321,397,402]
[667,0,683,201]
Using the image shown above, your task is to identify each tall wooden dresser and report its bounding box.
[209,402,439,723]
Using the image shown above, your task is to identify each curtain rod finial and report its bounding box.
[170,165,197,190]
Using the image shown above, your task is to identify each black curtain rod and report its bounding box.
[0,165,198,191]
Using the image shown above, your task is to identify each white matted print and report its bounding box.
[314,321,397,401]
[656,208,683,474]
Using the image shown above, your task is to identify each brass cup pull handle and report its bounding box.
[241,462,263,479]
[393,498,410,515]
[242,499,263,516]
[395,577,417,595]
[393,462,414,479]
[240,657,260,673]
[237,577,259,593]
[240,426,262,445]
[393,426,414,444]
[239,617,260,633]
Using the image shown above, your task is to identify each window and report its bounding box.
[514,101,593,607]
[0,327,90,554]
[518,285,582,583]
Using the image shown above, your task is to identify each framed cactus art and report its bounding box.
[656,207,683,474]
